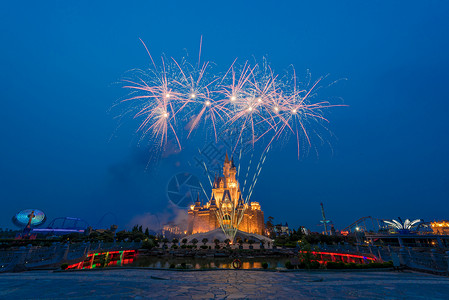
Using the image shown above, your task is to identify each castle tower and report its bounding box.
[187,154,264,235]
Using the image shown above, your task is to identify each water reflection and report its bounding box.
[67,250,288,270]
[130,257,288,269]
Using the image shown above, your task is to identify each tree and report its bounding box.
[298,238,319,269]
[236,237,243,247]
[144,228,150,237]
[201,238,208,246]
[172,238,179,246]
[130,231,146,242]
[116,230,132,242]
[191,238,198,247]
[266,216,274,237]
[224,239,230,246]
[182,238,188,246]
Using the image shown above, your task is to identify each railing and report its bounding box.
[0,241,142,273]
[310,242,449,274]
[396,248,449,274]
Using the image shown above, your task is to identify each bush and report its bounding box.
[309,261,321,269]
[180,262,187,269]
[214,245,220,249]
[169,263,176,269]
[367,262,390,268]
[142,239,155,250]
[384,261,393,267]
[326,261,392,269]
[200,245,208,249]
[347,262,358,269]
[326,261,346,269]
[60,263,69,270]
[262,262,268,269]
[285,261,294,269]
[284,242,297,248]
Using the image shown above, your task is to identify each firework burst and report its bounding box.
[118,39,345,159]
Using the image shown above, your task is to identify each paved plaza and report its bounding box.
[1,269,449,299]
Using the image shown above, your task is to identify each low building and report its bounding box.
[430,221,449,235]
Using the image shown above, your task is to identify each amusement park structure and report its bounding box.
[31,217,89,235]
[319,203,332,235]
[341,216,386,234]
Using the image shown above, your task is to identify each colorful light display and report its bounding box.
[12,209,46,228]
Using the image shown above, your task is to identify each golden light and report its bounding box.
[205,100,211,106]
[292,109,297,114]
[274,106,279,112]
[230,96,236,101]
[257,97,262,103]
[165,93,170,98]
[190,93,196,99]
[431,221,449,227]
[248,107,253,112]
[163,112,169,118]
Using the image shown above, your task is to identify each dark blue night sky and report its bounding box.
[1,1,448,231]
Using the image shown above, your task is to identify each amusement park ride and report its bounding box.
[318,203,333,235]
[12,208,47,239]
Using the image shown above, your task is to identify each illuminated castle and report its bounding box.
[187,154,264,235]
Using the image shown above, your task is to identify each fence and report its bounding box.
[314,242,449,275]
[0,241,141,273]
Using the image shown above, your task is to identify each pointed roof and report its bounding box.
[195,192,201,206]
[210,193,216,206]
[213,173,218,188]
[230,156,236,168]
[225,152,229,163]
[238,194,244,206]
[222,189,232,202]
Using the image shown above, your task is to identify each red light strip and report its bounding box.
[300,251,376,261]
[66,250,137,269]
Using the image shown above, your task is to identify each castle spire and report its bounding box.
[195,192,201,207]
[238,194,244,206]
[210,193,216,206]
[230,156,236,168]
[225,152,229,163]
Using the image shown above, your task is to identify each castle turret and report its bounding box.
[194,193,201,210]
[223,152,231,178]
[210,193,217,207]
[229,156,237,181]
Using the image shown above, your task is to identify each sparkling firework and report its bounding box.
[119,39,345,158]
